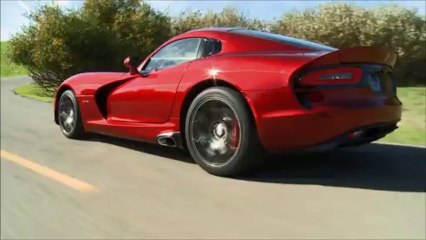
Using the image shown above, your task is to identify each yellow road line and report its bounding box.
[1,149,98,192]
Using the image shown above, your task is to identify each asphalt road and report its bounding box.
[1,76,425,239]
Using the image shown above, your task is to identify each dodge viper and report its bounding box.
[54,28,402,176]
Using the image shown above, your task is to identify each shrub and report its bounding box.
[270,3,426,85]
[8,2,425,92]
[171,7,266,35]
[9,0,171,92]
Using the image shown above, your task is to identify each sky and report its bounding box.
[1,0,425,41]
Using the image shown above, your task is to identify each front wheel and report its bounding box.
[57,90,86,139]
[185,87,264,176]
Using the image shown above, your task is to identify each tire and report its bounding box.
[57,90,86,139]
[185,87,264,176]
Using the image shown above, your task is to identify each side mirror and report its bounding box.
[123,56,140,75]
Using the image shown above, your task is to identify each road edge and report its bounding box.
[13,82,53,103]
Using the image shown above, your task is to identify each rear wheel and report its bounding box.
[57,90,86,139]
[185,87,264,176]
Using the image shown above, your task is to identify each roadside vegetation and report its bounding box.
[1,42,27,77]
[14,83,53,103]
[3,0,425,146]
[381,87,426,146]
[7,0,425,92]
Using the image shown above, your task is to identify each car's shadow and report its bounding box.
[87,135,426,193]
[249,144,426,193]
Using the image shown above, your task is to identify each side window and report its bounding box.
[199,38,222,57]
[144,38,202,71]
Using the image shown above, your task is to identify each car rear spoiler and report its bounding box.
[307,46,398,69]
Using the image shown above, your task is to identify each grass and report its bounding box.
[1,41,27,77]
[14,83,53,103]
[380,87,426,146]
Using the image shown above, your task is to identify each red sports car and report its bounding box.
[54,28,402,176]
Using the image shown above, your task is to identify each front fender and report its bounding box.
[59,72,128,95]
[54,72,128,124]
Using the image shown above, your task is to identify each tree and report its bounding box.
[271,3,425,85]
[9,0,171,92]
[171,7,266,35]
[9,2,425,90]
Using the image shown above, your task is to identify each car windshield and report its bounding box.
[231,29,337,51]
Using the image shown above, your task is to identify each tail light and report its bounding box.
[292,64,396,110]
[293,66,363,109]
[298,67,362,86]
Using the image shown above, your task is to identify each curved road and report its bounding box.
[1,77,425,239]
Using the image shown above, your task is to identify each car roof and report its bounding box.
[187,27,238,33]
[174,27,241,39]
[166,28,286,54]
[164,28,334,55]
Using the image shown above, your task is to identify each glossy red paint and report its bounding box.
[55,28,402,152]
[244,88,401,151]
[107,62,189,123]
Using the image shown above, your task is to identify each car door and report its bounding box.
[107,38,203,123]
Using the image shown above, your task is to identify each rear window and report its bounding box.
[230,29,336,51]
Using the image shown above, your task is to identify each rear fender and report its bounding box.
[169,56,309,132]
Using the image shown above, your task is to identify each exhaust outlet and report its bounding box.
[157,136,177,147]
[156,132,181,148]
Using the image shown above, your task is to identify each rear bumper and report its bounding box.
[246,89,402,152]
[304,122,398,152]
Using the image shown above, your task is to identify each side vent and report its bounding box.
[95,79,129,118]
